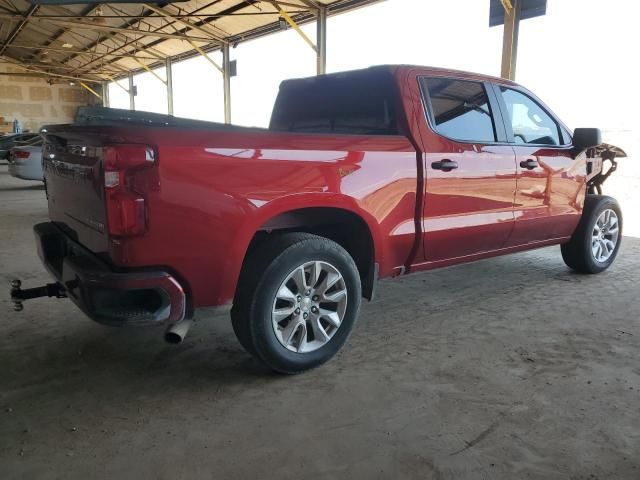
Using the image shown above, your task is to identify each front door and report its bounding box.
[416,76,518,263]
[492,85,585,246]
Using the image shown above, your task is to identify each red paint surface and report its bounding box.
[43,66,585,309]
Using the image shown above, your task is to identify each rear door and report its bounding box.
[416,76,517,262]
[491,85,584,246]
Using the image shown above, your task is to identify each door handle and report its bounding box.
[520,158,538,170]
[431,159,458,172]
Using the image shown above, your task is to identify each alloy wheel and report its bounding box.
[271,261,348,353]
[591,208,619,263]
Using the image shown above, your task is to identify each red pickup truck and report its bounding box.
[12,65,626,373]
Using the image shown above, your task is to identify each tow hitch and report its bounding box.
[10,280,67,312]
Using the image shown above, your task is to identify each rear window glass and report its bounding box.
[270,70,401,135]
[421,77,497,143]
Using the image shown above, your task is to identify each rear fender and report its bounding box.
[219,194,385,306]
[245,193,384,262]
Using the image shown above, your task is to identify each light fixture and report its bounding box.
[69,81,75,86]
[92,6,106,24]
[62,43,73,48]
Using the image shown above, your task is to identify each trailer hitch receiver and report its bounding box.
[10,279,67,312]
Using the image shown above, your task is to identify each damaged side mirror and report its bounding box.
[573,128,602,151]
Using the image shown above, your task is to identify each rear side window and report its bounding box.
[421,77,497,143]
[270,70,401,136]
[499,87,561,146]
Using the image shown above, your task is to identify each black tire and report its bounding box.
[231,233,362,374]
[561,195,622,274]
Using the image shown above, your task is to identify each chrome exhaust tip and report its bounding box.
[164,319,193,345]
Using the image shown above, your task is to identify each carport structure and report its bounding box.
[0,0,383,122]
[0,0,537,123]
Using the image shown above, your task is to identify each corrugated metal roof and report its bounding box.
[0,0,384,83]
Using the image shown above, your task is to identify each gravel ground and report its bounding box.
[0,148,638,480]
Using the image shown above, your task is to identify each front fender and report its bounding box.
[580,143,627,193]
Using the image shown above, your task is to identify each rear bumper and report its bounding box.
[34,222,186,326]
[9,163,42,181]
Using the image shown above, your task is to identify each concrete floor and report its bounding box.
[1,159,639,480]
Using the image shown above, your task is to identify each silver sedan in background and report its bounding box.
[8,135,44,181]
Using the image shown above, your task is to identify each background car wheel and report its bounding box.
[231,233,361,374]
[561,195,622,274]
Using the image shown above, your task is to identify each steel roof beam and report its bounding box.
[271,1,316,51]
[0,57,101,83]
[38,18,216,43]
[142,3,227,43]
[71,31,168,74]
[500,0,519,79]
[10,44,158,61]
[25,3,100,62]
[63,0,228,69]
[59,5,155,66]
[0,11,308,19]
[0,4,39,56]
[87,0,262,75]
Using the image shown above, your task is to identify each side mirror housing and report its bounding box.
[573,128,602,151]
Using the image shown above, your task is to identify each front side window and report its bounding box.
[499,87,561,146]
[421,77,497,143]
[561,126,573,145]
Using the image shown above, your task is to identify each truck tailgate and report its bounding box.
[43,131,109,254]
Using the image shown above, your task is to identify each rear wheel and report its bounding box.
[231,233,361,374]
[561,195,622,274]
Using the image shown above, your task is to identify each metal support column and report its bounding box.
[500,0,520,80]
[101,81,109,107]
[165,57,174,116]
[128,72,135,111]
[222,44,231,124]
[316,6,327,75]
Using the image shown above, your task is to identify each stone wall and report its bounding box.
[0,62,100,133]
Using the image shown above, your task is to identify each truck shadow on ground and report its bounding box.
[1,238,639,422]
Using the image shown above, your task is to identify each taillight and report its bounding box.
[14,150,30,159]
[103,145,156,237]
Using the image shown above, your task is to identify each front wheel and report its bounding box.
[231,233,361,374]
[561,195,622,274]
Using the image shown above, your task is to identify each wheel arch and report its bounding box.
[239,201,381,301]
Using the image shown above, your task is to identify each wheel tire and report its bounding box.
[561,195,622,274]
[231,233,362,374]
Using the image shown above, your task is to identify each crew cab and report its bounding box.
[11,65,626,373]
